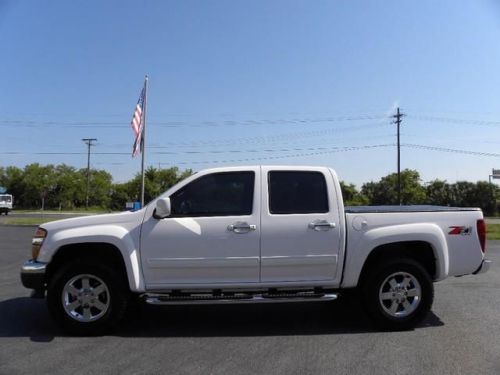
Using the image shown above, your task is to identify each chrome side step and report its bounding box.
[143,292,338,306]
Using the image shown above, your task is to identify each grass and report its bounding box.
[4,217,61,226]
[14,208,113,214]
[487,224,500,240]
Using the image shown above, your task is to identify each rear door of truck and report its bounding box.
[260,166,343,283]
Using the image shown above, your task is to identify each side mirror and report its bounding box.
[154,197,171,219]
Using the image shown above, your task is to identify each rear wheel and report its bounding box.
[47,261,129,335]
[363,258,433,330]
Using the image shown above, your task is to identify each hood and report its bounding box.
[41,210,145,232]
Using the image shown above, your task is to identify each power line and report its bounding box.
[149,134,396,153]
[2,142,500,159]
[152,144,392,155]
[407,114,500,127]
[0,114,389,128]
[0,122,393,152]
[147,122,392,148]
[149,114,389,128]
[402,144,500,157]
[0,142,392,156]
[107,132,395,149]
[3,112,500,130]
[158,144,396,166]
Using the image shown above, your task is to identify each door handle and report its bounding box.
[308,220,336,231]
[227,222,257,233]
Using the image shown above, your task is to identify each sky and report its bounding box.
[1,0,500,187]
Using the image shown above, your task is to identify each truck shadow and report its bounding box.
[0,297,444,341]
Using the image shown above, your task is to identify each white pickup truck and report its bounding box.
[21,166,490,334]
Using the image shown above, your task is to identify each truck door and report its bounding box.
[260,167,342,283]
[140,168,261,287]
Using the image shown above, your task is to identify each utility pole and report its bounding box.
[82,138,97,209]
[392,108,405,205]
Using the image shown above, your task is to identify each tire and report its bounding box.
[47,261,129,335]
[362,258,434,331]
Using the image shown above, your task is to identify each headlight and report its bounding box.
[32,227,47,260]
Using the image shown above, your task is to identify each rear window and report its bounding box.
[268,171,329,214]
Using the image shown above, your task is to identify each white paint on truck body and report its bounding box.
[38,211,147,292]
[341,209,485,288]
[34,166,487,293]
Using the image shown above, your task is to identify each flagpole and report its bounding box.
[140,75,148,208]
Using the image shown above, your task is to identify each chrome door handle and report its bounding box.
[227,222,257,233]
[308,220,336,231]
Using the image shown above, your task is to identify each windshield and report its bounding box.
[0,195,12,202]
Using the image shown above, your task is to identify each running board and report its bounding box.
[143,292,338,305]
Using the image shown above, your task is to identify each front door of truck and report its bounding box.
[140,168,261,288]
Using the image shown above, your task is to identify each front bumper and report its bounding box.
[20,260,47,291]
[473,259,492,275]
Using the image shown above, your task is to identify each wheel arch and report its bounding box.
[357,241,437,288]
[341,223,449,288]
[45,242,143,292]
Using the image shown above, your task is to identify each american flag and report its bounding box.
[131,85,146,157]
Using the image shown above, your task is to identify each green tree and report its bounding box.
[361,169,426,205]
[425,179,453,206]
[85,169,113,208]
[449,181,497,216]
[425,179,498,215]
[109,183,132,211]
[472,182,497,216]
[0,167,4,187]
[21,163,56,209]
[449,181,476,207]
[51,164,85,209]
[339,181,368,206]
[113,167,193,209]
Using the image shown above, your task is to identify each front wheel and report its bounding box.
[47,261,129,335]
[363,258,434,330]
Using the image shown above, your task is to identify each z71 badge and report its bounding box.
[448,226,473,235]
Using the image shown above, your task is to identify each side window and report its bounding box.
[268,171,329,214]
[170,172,254,217]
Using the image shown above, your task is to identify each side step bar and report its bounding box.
[143,292,338,306]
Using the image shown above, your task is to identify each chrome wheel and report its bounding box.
[62,274,110,322]
[379,271,421,318]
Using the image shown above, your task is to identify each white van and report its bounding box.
[0,194,13,215]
